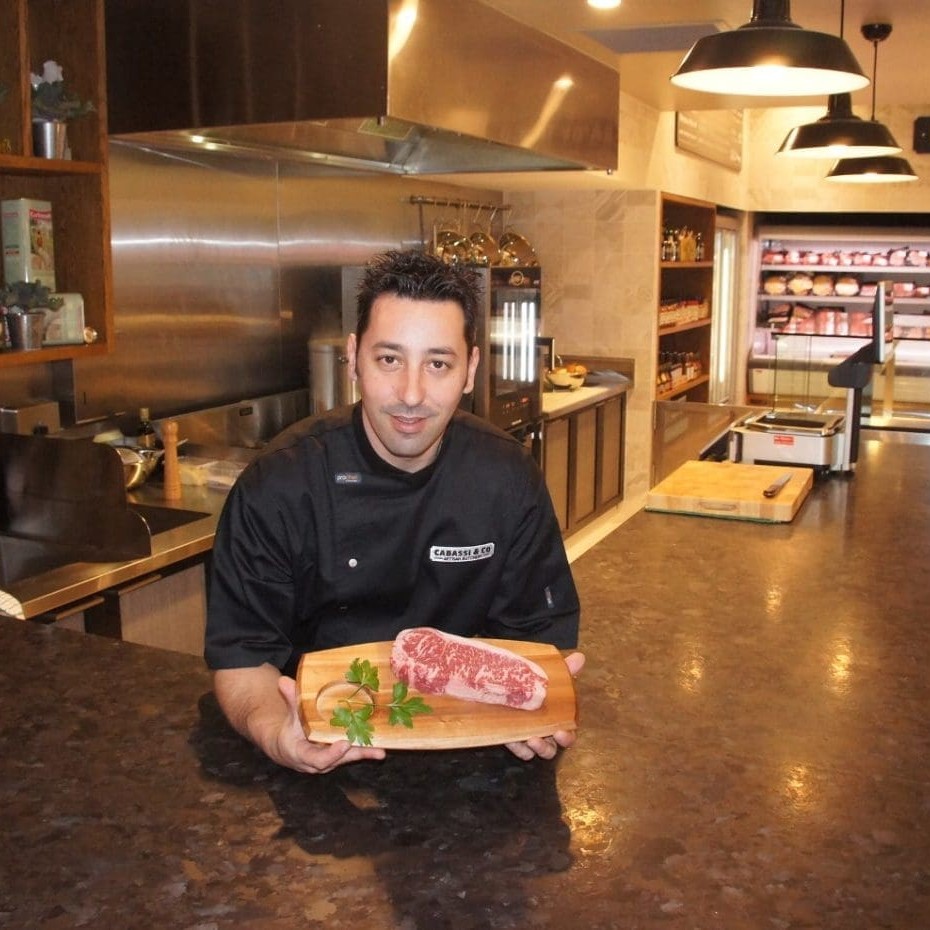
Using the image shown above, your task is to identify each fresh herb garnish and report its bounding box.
[329,657,433,745]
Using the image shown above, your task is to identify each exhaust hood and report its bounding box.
[104,0,619,174]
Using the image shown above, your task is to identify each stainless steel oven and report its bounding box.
[473,267,543,431]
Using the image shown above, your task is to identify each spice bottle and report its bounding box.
[136,407,158,449]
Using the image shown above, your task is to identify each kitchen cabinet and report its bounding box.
[0,0,113,366]
[657,193,715,402]
[42,556,209,657]
[749,226,930,421]
[543,393,625,535]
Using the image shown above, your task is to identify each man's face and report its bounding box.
[347,294,480,473]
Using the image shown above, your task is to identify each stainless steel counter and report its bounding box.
[9,386,630,621]
[5,480,227,619]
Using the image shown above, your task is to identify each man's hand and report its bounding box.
[213,664,386,774]
[504,651,585,762]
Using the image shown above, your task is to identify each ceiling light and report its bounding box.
[670,0,869,97]
[587,0,621,9]
[825,155,917,183]
[777,93,901,158]
[825,23,918,183]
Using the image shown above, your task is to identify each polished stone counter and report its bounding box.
[541,381,629,419]
[2,435,928,928]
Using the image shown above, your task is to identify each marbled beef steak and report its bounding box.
[391,627,549,711]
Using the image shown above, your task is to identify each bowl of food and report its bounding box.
[547,364,587,389]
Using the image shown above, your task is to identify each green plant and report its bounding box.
[30,60,94,121]
[0,280,63,311]
[330,658,432,746]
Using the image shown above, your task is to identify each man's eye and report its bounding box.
[378,354,399,366]
[428,359,451,371]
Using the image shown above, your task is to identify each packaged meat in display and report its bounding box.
[812,274,834,296]
[391,627,549,711]
[763,303,792,328]
[787,272,813,295]
[834,275,860,296]
[888,248,908,266]
[892,281,915,298]
[907,249,928,266]
[763,273,788,295]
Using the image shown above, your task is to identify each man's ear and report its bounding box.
[462,345,480,395]
[346,333,358,381]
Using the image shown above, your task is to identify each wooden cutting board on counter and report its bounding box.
[296,639,577,750]
[646,460,814,523]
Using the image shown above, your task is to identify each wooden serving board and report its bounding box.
[296,639,576,750]
[645,460,814,523]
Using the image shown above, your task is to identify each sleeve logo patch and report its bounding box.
[430,543,495,563]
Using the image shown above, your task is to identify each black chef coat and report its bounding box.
[205,404,579,676]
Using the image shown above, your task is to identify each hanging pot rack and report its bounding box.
[409,195,511,252]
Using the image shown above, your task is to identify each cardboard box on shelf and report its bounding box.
[1,198,56,291]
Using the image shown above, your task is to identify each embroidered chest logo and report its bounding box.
[430,543,495,563]
[334,472,363,485]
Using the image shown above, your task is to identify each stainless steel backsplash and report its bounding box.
[0,141,499,429]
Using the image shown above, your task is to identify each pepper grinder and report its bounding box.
[162,419,181,501]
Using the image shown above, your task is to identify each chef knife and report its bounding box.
[763,472,793,498]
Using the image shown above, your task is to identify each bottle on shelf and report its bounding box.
[136,407,159,449]
[695,232,705,262]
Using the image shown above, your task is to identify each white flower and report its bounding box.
[30,60,65,89]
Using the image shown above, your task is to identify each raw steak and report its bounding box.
[390,627,549,711]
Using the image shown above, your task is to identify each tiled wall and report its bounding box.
[506,189,660,499]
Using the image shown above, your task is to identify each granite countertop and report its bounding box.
[3,434,928,928]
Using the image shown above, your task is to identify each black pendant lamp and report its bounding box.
[671,0,869,97]
[826,24,918,183]
[826,155,917,183]
[777,93,901,158]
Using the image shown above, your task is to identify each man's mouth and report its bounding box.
[391,413,427,432]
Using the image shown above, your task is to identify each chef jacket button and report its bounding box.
[348,558,358,568]
[338,604,348,613]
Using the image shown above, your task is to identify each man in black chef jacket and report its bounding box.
[206,249,583,774]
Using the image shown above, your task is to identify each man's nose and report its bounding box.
[399,365,426,406]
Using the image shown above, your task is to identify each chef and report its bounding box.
[205,249,583,774]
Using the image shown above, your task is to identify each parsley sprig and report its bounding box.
[329,657,432,746]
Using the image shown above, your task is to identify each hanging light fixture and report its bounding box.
[777,2,900,158]
[825,155,917,183]
[777,93,901,158]
[671,0,869,97]
[826,24,918,183]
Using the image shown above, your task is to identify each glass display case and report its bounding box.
[749,226,930,429]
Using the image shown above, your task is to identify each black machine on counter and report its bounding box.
[730,283,895,474]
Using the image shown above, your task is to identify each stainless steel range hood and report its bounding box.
[104,0,618,174]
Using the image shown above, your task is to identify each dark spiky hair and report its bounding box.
[356,250,480,351]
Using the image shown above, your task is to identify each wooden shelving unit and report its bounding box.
[656,193,716,403]
[0,0,113,366]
